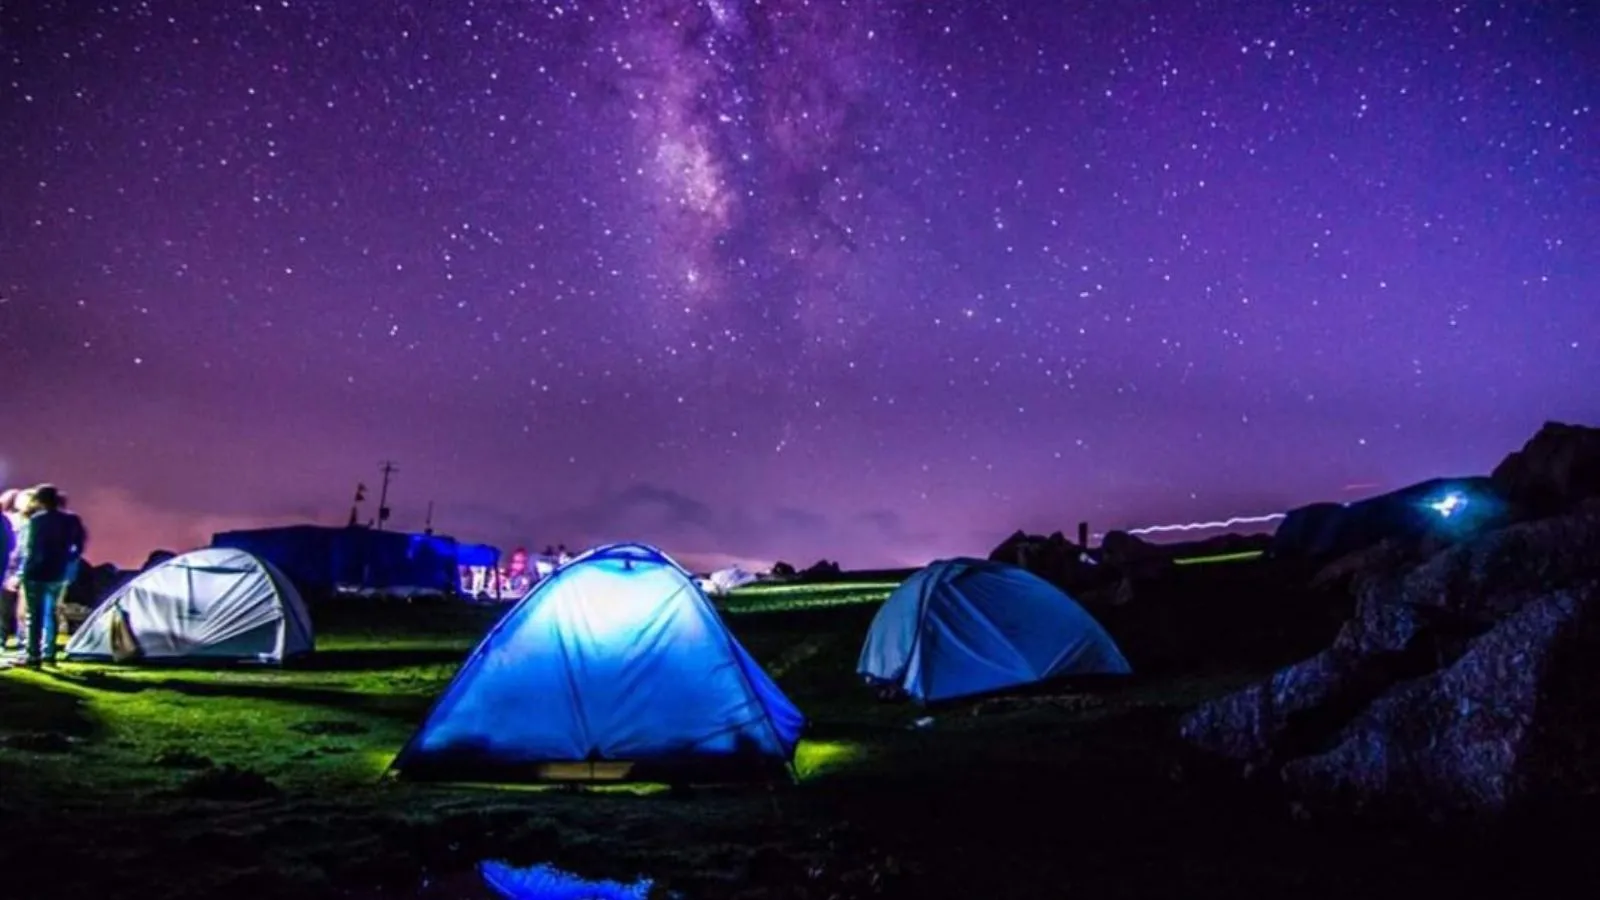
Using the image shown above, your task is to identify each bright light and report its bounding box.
[1427,491,1468,518]
[792,738,866,780]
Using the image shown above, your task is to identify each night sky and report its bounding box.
[2,1,1597,572]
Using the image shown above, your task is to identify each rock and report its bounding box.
[1491,421,1600,519]
[1178,644,1394,767]
[1281,580,1600,817]
[988,530,1102,590]
[1308,537,1426,596]
[1271,477,1503,562]
[1111,577,1138,606]
[1099,530,1159,567]
[1181,499,1600,820]
[1336,507,1600,656]
[799,559,842,580]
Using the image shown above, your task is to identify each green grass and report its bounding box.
[1172,549,1267,566]
[0,584,1580,899]
[715,579,898,613]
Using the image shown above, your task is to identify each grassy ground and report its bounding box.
[0,577,1592,899]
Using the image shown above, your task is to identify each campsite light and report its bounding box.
[792,738,867,780]
[1426,491,1468,518]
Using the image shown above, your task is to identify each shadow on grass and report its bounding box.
[0,675,107,809]
[49,670,430,724]
[58,647,468,674]
[0,675,102,739]
[287,648,467,672]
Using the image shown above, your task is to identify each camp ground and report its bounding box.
[0,524,1593,900]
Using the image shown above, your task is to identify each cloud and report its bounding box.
[853,509,903,537]
[771,506,828,531]
[68,486,308,568]
[57,478,957,577]
[452,482,940,572]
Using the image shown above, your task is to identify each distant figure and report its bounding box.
[0,490,16,650]
[0,489,31,652]
[15,484,87,667]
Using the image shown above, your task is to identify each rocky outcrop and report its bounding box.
[1490,421,1600,519]
[1181,501,1600,820]
[799,559,842,580]
[1281,580,1600,816]
[1270,477,1503,562]
[988,530,1103,589]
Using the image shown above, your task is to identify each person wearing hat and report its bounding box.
[15,484,87,667]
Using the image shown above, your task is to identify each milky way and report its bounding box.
[0,1,1596,570]
[613,0,903,344]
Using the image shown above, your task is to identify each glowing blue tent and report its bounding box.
[858,558,1131,704]
[390,542,805,783]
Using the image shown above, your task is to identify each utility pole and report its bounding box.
[376,460,398,531]
[423,500,434,535]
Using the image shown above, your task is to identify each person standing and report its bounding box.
[0,491,15,651]
[16,485,87,668]
[0,489,30,652]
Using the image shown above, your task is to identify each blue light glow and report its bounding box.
[1426,491,1469,518]
[480,860,654,900]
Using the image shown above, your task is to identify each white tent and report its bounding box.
[858,557,1130,704]
[701,566,760,596]
[66,547,314,664]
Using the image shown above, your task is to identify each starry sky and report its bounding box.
[2,0,1597,573]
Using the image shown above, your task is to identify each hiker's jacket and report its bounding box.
[19,509,87,583]
[0,514,12,584]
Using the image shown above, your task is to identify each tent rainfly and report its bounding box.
[858,557,1130,704]
[389,542,804,784]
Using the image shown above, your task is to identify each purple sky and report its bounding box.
[2,1,1597,572]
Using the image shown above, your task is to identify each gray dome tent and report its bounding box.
[65,547,314,664]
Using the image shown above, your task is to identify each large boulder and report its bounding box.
[1307,537,1427,595]
[1270,477,1503,563]
[1281,580,1600,816]
[1098,530,1161,567]
[1180,502,1600,820]
[1491,421,1600,519]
